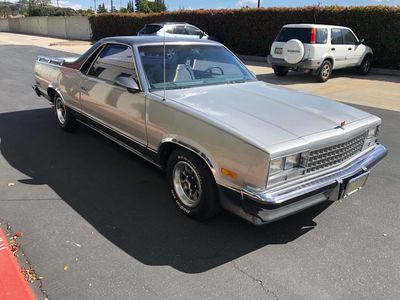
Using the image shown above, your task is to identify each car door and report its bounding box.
[342,28,365,66]
[80,43,147,145]
[330,28,347,69]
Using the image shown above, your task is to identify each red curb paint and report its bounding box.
[0,229,36,300]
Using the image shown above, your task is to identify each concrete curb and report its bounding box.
[237,54,400,76]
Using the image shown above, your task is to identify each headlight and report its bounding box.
[268,152,308,177]
[269,158,284,175]
[284,153,301,169]
[367,125,380,138]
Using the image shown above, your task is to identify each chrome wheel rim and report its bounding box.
[321,64,330,79]
[173,161,202,207]
[55,97,66,125]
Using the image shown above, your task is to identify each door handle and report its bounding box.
[331,48,335,51]
[348,48,352,50]
[80,86,88,91]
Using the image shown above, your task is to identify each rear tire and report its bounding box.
[317,60,332,82]
[166,149,221,220]
[357,55,372,75]
[54,95,79,132]
[273,67,289,77]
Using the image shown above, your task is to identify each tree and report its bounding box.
[126,0,134,13]
[135,0,165,13]
[148,0,165,12]
[97,3,107,13]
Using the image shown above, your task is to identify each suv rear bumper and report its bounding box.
[219,144,387,225]
[267,55,322,70]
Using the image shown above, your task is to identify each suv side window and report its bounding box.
[186,25,203,36]
[331,29,343,45]
[87,44,138,83]
[342,29,357,44]
[316,28,328,44]
[173,25,186,35]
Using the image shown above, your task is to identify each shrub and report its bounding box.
[89,7,400,69]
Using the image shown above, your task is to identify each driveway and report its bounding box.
[0,33,399,300]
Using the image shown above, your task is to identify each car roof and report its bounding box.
[283,24,350,29]
[100,36,219,46]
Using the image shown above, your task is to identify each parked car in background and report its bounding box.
[268,24,373,82]
[138,22,209,40]
[33,36,386,225]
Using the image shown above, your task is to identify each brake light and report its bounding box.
[310,28,316,44]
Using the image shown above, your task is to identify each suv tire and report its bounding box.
[317,60,332,82]
[357,55,372,75]
[274,67,289,77]
[166,149,221,220]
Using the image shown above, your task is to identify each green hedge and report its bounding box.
[89,6,400,69]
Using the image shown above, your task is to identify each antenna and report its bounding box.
[163,25,166,101]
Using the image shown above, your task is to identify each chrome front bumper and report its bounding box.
[219,144,387,225]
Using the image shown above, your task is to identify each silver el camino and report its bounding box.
[33,36,387,225]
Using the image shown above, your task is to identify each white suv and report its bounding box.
[267,24,373,82]
[138,22,209,40]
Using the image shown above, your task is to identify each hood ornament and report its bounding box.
[335,120,346,130]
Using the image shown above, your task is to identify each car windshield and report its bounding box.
[138,44,256,90]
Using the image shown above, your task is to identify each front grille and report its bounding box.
[306,133,366,173]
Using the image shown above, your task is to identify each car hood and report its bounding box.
[154,81,371,148]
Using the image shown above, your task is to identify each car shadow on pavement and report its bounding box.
[0,107,332,273]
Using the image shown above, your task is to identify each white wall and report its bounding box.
[0,19,9,31]
[0,16,92,40]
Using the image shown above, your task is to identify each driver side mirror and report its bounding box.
[357,38,365,45]
[114,76,140,93]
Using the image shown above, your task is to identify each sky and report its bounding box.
[47,0,400,12]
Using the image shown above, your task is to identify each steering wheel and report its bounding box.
[204,66,224,75]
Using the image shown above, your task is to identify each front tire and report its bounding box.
[166,149,221,220]
[273,66,289,77]
[317,60,332,82]
[358,55,372,75]
[54,95,79,132]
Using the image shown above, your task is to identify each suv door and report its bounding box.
[330,28,348,69]
[80,43,147,145]
[342,28,365,66]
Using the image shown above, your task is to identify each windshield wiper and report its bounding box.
[227,79,246,84]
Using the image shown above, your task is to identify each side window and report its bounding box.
[186,25,203,36]
[342,29,357,44]
[316,28,328,44]
[331,29,343,45]
[173,26,187,35]
[87,44,137,83]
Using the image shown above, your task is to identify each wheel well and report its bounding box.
[47,87,57,102]
[323,57,334,67]
[159,142,181,169]
[158,142,215,177]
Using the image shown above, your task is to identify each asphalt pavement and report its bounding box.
[0,40,399,300]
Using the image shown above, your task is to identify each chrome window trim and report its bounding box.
[82,42,143,92]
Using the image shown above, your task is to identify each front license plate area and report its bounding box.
[343,172,370,198]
